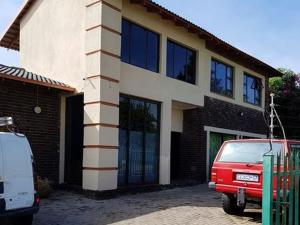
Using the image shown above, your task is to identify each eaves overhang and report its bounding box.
[0,64,75,92]
[0,0,283,77]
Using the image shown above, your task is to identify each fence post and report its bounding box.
[263,154,274,225]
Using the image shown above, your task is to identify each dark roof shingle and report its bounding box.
[0,64,75,92]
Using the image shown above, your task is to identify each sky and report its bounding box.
[0,0,300,73]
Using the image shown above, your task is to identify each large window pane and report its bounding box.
[145,132,158,183]
[167,41,174,77]
[210,59,233,97]
[121,20,130,63]
[187,50,196,84]
[144,103,158,183]
[128,99,144,185]
[118,97,129,186]
[167,40,196,84]
[174,44,187,81]
[130,24,147,69]
[243,73,261,106]
[147,32,159,72]
[216,62,226,93]
[121,19,159,73]
[118,129,127,186]
[118,96,160,186]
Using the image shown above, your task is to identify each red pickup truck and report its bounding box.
[209,139,300,215]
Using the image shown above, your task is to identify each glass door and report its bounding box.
[118,96,160,187]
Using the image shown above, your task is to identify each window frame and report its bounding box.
[121,18,160,73]
[243,73,263,106]
[210,58,234,98]
[166,39,197,85]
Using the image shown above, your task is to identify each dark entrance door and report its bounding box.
[171,132,181,181]
[118,95,160,187]
[64,94,84,186]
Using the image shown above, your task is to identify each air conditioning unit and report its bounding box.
[0,117,14,127]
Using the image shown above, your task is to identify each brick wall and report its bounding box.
[0,79,60,182]
[180,96,269,182]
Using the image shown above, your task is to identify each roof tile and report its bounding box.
[0,64,74,92]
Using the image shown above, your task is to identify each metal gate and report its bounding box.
[262,149,300,225]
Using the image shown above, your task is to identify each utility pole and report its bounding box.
[270,93,275,139]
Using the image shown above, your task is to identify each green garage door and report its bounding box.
[209,132,236,178]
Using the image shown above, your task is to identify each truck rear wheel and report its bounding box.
[222,193,245,215]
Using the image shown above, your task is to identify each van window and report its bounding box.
[218,142,283,163]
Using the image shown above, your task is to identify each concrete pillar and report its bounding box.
[159,100,172,185]
[83,0,122,191]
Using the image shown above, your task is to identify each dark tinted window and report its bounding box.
[243,73,262,106]
[121,19,159,73]
[166,40,196,84]
[118,96,160,186]
[121,20,130,64]
[211,59,233,97]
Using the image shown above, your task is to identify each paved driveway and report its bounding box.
[33,185,261,225]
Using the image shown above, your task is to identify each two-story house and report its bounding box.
[0,0,281,192]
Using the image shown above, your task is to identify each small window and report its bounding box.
[210,59,233,97]
[243,73,262,106]
[121,19,160,73]
[167,40,196,84]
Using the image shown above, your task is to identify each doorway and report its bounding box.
[118,95,160,187]
[171,132,181,181]
[64,94,84,186]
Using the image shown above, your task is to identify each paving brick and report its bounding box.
[33,185,261,225]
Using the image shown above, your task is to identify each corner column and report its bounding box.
[159,100,172,185]
[83,0,122,191]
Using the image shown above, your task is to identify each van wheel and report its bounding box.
[12,215,33,225]
[222,194,245,215]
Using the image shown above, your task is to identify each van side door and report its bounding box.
[1,133,34,211]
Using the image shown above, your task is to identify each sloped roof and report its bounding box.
[0,0,282,77]
[0,0,35,51]
[0,64,75,92]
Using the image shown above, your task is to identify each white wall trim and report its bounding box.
[204,126,267,181]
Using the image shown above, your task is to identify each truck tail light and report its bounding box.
[33,193,40,207]
[211,168,217,182]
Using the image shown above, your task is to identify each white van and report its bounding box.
[0,117,39,225]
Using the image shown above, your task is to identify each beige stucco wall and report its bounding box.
[120,0,267,185]
[171,108,183,133]
[20,0,86,91]
[121,0,266,112]
[18,0,269,190]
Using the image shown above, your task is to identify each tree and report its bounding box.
[269,68,300,139]
[269,68,300,97]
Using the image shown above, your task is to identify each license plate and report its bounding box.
[236,173,259,182]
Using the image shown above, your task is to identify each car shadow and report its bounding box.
[240,210,262,223]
